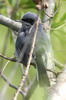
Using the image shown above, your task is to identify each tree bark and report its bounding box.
[48,68,66,100]
[43,0,56,86]
[0,14,22,32]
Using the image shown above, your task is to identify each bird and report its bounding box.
[15,12,50,87]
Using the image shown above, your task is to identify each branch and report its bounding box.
[0,54,17,62]
[0,54,36,67]
[0,53,61,77]
[43,0,56,86]
[0,14,22,32]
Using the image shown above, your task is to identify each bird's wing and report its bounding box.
[15,32,25,57]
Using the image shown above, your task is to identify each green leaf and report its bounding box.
[8,0,12,5]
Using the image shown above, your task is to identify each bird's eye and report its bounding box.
[22,18,34,25]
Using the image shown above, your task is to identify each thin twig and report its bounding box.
[54,58,64,69]
[0,72,25,96]
[0,54,36,67]
[1,56,14,74]
[43,0,60,23]
[1,60,10,74]
[49,22,66,30]
[53,0,60,16]
[0,53,63,74]
[46,69,57,76]
[0,54,24,64]
[0,54,17,62]
[45,0,60,17]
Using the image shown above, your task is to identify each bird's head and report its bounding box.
[21,12,38,25]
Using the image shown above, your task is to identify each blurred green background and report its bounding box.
[0,0,66,100]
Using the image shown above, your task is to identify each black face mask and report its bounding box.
[22,18,35,25]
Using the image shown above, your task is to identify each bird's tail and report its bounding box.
[36,53,50,87]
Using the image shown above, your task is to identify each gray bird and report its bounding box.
[15,12,50,86]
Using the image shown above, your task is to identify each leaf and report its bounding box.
[8,0,12,5]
